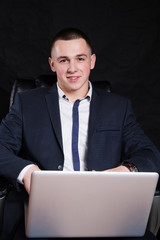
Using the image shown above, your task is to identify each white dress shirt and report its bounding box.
[58,82,92,171]
[17,82,92,183]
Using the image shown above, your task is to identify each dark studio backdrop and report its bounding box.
[0,0,160,151]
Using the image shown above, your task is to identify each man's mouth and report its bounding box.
[67,76,80,81]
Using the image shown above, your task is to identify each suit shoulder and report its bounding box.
[107,92,129,103]
[94,86,130,104]
[105,93,131,112]
[17,84,56,100]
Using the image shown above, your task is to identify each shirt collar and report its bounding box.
[57,81,92,102]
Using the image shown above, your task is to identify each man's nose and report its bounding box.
[67,60,77,73]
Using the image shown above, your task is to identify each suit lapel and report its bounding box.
[88,87,100,143]
[45,84,63,150]
[88,85,110,146]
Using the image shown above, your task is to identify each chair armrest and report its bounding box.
[154,190,160,197]
[0,177,8,198]
[0,177,8,233]
[147,190,160,236]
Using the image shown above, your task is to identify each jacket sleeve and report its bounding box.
[122,100,160,173]
[0,93,35,190]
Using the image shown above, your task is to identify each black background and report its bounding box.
[0,0,160,151]
[0,1,160,238]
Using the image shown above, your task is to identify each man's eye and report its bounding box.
[78,57,85,61]
[59,59,67,63]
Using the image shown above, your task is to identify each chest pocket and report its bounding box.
[96,125,120,132]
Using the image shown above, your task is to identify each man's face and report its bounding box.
[49,38,96,100]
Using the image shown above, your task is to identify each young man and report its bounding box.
[0,28,159,239]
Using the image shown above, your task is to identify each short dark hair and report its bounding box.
[50,27,92,53]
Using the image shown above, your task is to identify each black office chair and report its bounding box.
[0,74,160,236]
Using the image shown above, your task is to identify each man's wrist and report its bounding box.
[121,162,138,172]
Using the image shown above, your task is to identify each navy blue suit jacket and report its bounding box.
[0,83,160,189]
[0,82,160,239]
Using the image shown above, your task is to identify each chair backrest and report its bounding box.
[9,74,111,107]
[9,74,57,107]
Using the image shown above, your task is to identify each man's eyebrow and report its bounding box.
[57,54,88,61]
[76,54,88,57]
[57,56,68,61]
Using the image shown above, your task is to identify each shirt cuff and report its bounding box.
[17,164,36,184]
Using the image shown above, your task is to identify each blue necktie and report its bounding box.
[72,99,81,171]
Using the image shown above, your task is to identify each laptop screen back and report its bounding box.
[25,171,158,238]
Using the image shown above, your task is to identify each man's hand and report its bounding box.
[23,165,41,194]
[92,165,130,172]
[104,165,130,172]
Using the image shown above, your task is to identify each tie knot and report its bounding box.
[73,99,81,109]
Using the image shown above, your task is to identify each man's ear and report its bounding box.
[90,54,96,70]
[48,57,56,72]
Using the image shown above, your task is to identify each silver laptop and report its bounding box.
[25,171,158,238]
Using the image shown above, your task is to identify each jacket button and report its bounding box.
[57,165,63,171]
